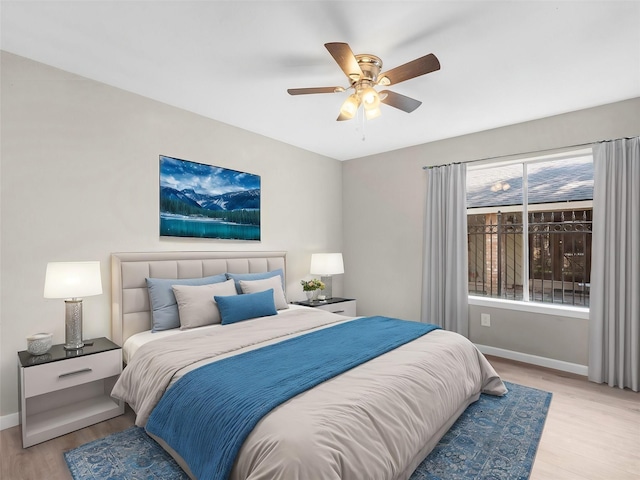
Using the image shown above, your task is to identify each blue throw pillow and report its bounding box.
[216,289,278,325]
[226,269,284,294]
[147,274,227,332]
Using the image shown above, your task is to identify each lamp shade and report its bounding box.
[339,94,360,119]
[310,253,344,275]
[365,106,381,120]
[360,87,380,110]
[44,261,103,299]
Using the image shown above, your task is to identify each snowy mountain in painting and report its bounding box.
[161,186,259,212]
[160,187,202,209]
[199,189,260,211]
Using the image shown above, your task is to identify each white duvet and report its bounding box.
[112,307,506,480]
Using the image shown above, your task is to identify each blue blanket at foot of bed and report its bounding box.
[146,316,440,479]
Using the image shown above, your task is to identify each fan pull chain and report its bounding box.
[359,107,366,141]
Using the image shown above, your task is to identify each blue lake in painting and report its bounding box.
[160,214,260,241]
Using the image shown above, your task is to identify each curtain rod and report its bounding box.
[421,140,601,170]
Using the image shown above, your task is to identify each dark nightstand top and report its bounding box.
[292,297,355,308]
[18,337,121,368]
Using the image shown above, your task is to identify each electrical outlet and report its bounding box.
[480,313,491,327]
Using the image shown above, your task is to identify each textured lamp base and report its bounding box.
[321,275,333,299]
[64,299,85,350]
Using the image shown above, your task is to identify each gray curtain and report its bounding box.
[421,163,469,336]
[589,137,639,392]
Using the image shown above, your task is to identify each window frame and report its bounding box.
[468,295,589,319]
[466,147,593,313]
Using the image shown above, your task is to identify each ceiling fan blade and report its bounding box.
[325,42,363,81]
[287,87,343,95]
[378,53,440,86]
[379,90,422,113]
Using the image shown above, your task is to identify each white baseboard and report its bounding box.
[1,412,20,431]
[476,344,589,376]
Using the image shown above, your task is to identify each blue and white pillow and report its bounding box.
[226,269,284,294]
[146,274,227,331]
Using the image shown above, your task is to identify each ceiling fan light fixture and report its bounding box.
[288,42,440,122]
[339,94,360,119]
[365,106,381,120]
[360,86,380,110]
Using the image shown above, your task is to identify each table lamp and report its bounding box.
[44,261,102,350]
[310,253,344,299]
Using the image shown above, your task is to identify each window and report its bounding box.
[466,152,593,307]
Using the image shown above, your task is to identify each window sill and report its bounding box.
[468,295,589,319]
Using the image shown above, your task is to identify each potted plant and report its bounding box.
[300,278,325,302]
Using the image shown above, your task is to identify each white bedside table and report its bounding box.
[18,337,124,448]
[293,297,357,316]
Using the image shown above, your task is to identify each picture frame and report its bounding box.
[159,155,261,240]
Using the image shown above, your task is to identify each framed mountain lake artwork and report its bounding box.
[159,155,261,240]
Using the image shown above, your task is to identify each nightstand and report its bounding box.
[293,297,357,316]
[18,337,124,448]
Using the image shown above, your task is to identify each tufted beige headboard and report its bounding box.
[111,251,287,346]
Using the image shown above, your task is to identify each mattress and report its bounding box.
[113,306,506,480]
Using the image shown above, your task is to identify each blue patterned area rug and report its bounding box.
[64,381,550,480]
[409,381,551,479]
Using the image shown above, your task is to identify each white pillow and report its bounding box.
[172,279,237,330]
[239,276,289,310]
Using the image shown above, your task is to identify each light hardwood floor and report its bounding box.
[1,356,638,480]
[490,357,640,480]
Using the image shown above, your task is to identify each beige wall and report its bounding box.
[2,49,638,424]
[468,305,588,365]
[0,52,344,419]
[343,97,640,364]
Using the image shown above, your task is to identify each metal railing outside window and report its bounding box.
[468,209,591,306]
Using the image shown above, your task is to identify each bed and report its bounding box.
[110,251,506,480]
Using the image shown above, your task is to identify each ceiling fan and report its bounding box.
[287,42,440,121]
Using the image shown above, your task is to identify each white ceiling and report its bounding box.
[2,1,639,161]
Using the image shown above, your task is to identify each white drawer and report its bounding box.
[23,349,121,398]
[316,300,356,317]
